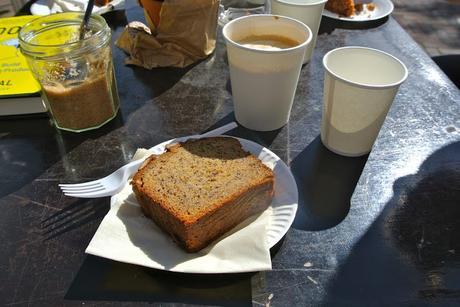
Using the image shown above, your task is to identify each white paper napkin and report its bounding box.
[85,147,273,273]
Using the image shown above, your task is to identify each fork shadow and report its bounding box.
[40,198,109,241]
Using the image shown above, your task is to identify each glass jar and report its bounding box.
[19,13,119,132]
[219,0,269,25]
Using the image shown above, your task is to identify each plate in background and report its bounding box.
[322,0,394,22]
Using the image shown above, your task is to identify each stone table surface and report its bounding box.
[2,2,460,306]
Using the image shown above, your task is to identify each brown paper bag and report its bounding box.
[116,0,219,69]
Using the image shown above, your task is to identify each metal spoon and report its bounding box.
[79,0,96,40]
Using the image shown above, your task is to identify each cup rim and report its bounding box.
[323,46,409,89]
[222,14,313,54]
[272,0,328,7]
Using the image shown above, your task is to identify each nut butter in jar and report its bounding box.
[19,13,119,132]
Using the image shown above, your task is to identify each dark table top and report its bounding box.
[3,1,460,306]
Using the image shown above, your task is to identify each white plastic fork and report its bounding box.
[59,122,238,198]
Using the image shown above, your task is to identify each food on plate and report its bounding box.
[131,137,275,252]
[325,0,377,17]
[325,0,355,17]
[367,3,376,11]
[354,3,364,12]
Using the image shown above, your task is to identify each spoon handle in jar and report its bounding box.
[79,0,96,40]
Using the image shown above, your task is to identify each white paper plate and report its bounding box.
[323,0,394,22]
[30,0,124,16]
[86,136,298,273]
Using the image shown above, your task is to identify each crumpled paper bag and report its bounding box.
[85,147,273,273]
[116,0,219,68]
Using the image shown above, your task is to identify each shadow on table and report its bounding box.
[0,112,125,198]
[113,42,206,120]
[319,16,389,35]
[290,136,369,231]
[65,255,253,306]
[103,10,130,31]
[323,141,460,305]
[207,112,283,148]
[101,7,215,120]
[40,198,109,241]
[431,55,460,89]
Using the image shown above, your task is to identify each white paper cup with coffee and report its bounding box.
[321,46,408,157]
[271,0,327,64]
[223,15,312,131]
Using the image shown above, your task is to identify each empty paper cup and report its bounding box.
[321,46,408,156]
[271,0,327,64]
[223,15,312,131]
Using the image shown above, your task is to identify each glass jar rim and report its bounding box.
[19,13,110,60]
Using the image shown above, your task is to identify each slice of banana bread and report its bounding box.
[131,137,275,252]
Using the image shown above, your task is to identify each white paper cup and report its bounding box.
[271,0,327,64]
[223,15,312,131]
[321,46,408,157]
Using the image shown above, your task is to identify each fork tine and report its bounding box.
[60,185,105,193]
[59,181,101,189]
[64,190,110,198]
[59,182,103,191]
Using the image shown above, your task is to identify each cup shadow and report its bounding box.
[212,112,283,148]
[290,136,368,231]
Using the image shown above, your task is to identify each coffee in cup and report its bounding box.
[236,34,300,50]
